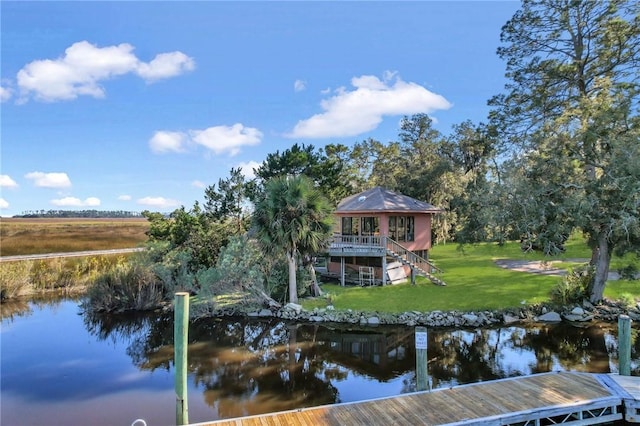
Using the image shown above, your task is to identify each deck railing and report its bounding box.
[329,235,441,272]
[331,234,382,247]
[328,234,445,285]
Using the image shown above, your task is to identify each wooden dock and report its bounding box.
[192,372,640,426]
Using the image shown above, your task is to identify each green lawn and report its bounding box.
[303,238,638,313]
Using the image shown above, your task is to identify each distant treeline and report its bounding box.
[15,210,143,218]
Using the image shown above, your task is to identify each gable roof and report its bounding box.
[336,187,443,214]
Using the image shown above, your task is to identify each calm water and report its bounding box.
[1,297,638,426]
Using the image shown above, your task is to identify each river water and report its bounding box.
[1,297,638,426]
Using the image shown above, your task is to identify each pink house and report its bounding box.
[325,187,446,286]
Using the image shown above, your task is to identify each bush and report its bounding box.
[618,293,637,309]
[152,249,199,295]
[84,262,165,312]
[206,236,263,296]
[0,261,31,299]
[550,264,593,305]
[618,264,638,281]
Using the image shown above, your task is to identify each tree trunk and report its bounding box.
[589,232,611,304]
[308,263,322,297]
[287,252,298,303]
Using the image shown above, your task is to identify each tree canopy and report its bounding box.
[490,0,640,302]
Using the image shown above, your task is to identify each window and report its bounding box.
[388,216,415,242]
[389,216,396,240]
[397,216,405,241]
[342,217,353,235]
[360,217,379,236]
[341,217,360,235]
[406,216,415,241]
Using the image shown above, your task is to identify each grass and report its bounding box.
[303,237,639,313]
[1,254,133,298]
[0,218,149,256]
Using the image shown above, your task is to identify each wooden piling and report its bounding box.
[618,314,631,376]
[175,292,190,425]
[415,326,428,391]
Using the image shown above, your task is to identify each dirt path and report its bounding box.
[0,248,144,262]
[494,258,625,280]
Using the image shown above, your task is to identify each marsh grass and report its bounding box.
[0,255,130,298]
[84,262,164,312]
[303,238,638,313]
[0,218,149,256]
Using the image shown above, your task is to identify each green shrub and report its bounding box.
[619,293,637,309]
[550,264,593,305]
[207,236,263,296]
[84,262,164,312]
[618,264,638,281]
[152,249,200,295]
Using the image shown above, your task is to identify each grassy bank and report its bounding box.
[0,218,149,256]
[303,239,638,313]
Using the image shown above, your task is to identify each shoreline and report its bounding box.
[191,297,640,328]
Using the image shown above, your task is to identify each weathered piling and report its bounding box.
[175,292,189,425]
[618,314,631,376]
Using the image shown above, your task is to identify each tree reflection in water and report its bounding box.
[83,311,639,420]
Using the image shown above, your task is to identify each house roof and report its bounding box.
[336,187,443,214]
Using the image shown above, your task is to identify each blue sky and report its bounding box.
[1,1,520,216]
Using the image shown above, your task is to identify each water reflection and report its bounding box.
[0,298,32,321]
[84,310,639,420]
[1,293,78,321]
[2,298,638,425]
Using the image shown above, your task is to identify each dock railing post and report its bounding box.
[175,292,189,425]
[415,326,429,391]
[618,314,631,376]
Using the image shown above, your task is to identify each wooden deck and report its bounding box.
[193,372,640,426]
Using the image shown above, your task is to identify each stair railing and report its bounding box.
[384,237,443,274]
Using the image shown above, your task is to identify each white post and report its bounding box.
[415,326,428,391]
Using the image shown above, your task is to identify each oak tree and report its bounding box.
[491,0,639,302]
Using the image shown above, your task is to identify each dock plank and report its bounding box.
[193,372,625,426]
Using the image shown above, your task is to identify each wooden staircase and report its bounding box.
[385,238,446,286]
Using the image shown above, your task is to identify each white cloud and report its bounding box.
[191,180,207,189]
[190,124,263,156]
[0,85,12,102]
[16,41,194,102]
[235,160,260,179]
[294,79,306,92]
[137,196,181,209]
[25,171,72,188]
[118,194,132,201]
[0,175,18,188]
[51,196,101,207]
[287,73,452,138]
[136,51,195,81]
[149,131,188,154]
[0,198,9,209]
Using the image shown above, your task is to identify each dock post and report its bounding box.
[415,326,429,391]
[618,314,631,376]
[175,292,190,425]
[382,252,387,286]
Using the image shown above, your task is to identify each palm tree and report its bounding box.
[253,175,334,303]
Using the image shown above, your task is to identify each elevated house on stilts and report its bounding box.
[320,187,446,287]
